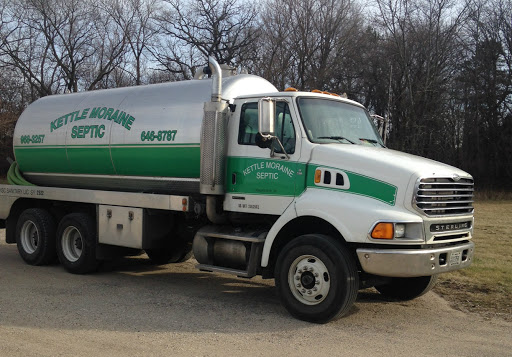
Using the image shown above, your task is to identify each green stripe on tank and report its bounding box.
[67,146,114,174]
[14,144,200,178]
[15,146,69,173]
[306,164,397,205]
[111,146,200,177]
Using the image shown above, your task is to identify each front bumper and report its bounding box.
[356,241,474,277]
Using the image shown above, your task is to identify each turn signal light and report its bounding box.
[371,223,394,239]
[314,169,322,183]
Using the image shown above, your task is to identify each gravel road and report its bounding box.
[1,229,511,357]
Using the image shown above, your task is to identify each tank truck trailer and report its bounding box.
[0,58,475,323]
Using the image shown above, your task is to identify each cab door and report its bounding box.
[224,99,303,215]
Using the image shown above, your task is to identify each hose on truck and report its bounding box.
[7,161,34,186]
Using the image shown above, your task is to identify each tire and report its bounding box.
[56,213,99,274]
[275,234,359,323]
[146,239,192,264]
[375,275,438,300]
[15,208,57,265]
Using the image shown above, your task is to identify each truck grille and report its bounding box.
[414,177,474,216]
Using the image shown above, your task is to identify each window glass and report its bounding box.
[297,98,384,147]
[238,102,259,145]
[238,102,296,154]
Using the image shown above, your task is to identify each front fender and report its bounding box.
[295,188,422,242]
[261,188,423,267]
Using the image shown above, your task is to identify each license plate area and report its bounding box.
[449,251,462,266]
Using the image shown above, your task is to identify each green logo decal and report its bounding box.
[70,125,105,139]
[227,156,397,205]
[306,164,397,205]
[227,157,305,196]
[50,107,135,133]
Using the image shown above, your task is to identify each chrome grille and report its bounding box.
[414,177,474,216]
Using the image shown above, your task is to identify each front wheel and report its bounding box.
[375,275,438,300]
[275,234,359,323]
[56,213,99,274]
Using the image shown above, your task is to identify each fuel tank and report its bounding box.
[13,75,277,193]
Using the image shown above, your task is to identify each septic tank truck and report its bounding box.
[0,57,475,323]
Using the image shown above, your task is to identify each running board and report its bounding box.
[197,264,253,278]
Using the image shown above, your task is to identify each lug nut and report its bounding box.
[297,269,302,274]
[296,283,301,288]
[314,273,319,277]
[315,280,320,285]
[313,287,318,292]
[307,290,312,295]
[295,275,300,280]
[301,289,306,293]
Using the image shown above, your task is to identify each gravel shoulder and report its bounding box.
[1,229,511,357]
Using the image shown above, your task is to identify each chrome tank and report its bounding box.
[13,75,277,193]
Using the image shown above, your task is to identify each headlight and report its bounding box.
[370,222,423,241]
[394,224,406,238]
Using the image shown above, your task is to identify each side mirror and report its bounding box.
[255,133,272,149]
[371,114,388,145]
[258,98,275,138]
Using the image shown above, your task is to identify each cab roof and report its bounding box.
[234,90,366,109]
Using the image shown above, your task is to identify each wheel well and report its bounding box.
[5,198,95,244]
[263,216,346,278]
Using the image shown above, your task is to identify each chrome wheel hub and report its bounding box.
[288,255,330,305]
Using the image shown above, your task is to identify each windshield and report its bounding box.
[297,98,384,147]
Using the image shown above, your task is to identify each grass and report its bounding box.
[474,190,512,200]
[434,200,512,321]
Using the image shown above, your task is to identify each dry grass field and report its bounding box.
[435,200,512,321]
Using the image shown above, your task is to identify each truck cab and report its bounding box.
[204,89,474,321]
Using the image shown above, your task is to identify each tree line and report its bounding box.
[0,0,511,190]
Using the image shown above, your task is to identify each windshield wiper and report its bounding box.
[318,136,355,144]
[359,138,385,147]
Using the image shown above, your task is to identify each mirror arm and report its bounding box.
[269,136,290,159]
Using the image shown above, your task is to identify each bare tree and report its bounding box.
[78,0,131,90]
[106,0,160,86]
[256,0,363,92]
[457,0,512,188]
[154,0,260,79]
[374,0,468,160]
[0,0,130,95]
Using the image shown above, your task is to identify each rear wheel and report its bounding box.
[275,234,359,323]
[376,275,438,300]
[56,213,99,274]
[16,208,57,265]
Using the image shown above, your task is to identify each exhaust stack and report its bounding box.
[200,57,229,196]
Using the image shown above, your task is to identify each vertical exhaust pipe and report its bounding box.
[200,57,229,223]
[209,56,222,103]
[200,58,228,194]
